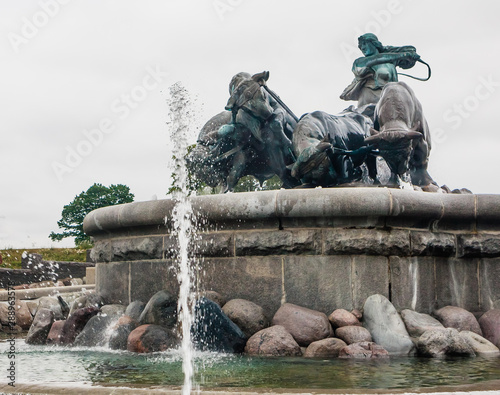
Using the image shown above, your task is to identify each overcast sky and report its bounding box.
[1,0,500,249]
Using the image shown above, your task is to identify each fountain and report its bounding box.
[4,34,500,395]
[82,34,500,393]
[167,82,197,394]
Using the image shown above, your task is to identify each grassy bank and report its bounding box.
[0,248,87,269]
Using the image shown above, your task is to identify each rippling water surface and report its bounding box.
[3,337,500,390]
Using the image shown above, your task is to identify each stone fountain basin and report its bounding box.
[83,188,500,319]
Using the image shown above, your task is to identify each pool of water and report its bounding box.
[3,337,500,391]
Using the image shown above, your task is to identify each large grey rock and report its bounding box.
[245,325,302,356]
[304,338,347,358]
[125,301,146,322]
[222,299,267,338]
[328,309,361,329]
[26,300,39,317]
[38,296,64,320]
[401,309,445,337]
[25,308,55,345]
[433,306,482,335]
[74,314,118,347]
[363,294,414,355]
[478,309,500,348]
[139,290,177,329]
[192,297,247,353]
[335,326,372,344]
[272,303,333,346]
[339,342,389,359]
[458,331,500,356]
[417,328,476,358]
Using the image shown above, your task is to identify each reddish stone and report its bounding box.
[12,300,33,329]
[328,309,361,329]
[244,325,302,357]
[351,309,363,320]
[201,291,226,307]
[58,306,100,345]
[335,326,372,344]
[479,309,500,348]
[304,338,347,358]
[127,325,149,353]
[222,299,267,338]
[272,303,333,346]
[433,306,482,336]
[127,324,179,353]
[46,320,66,344]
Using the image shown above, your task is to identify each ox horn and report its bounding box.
[407,121,422,140]
[364,128,381,144]
[252,71,270,86]
[406,131,423,140]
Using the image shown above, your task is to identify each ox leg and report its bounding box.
[365,154,379,184]
[263,117,298,188]
[410,140,436,186]
[334,156,354,184]
[225,151,247,193]
[388,173,400,186]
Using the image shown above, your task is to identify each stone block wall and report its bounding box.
[84,188,500,318]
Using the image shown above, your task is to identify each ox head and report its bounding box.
[291,135,335,184]
[364,122,422,176]
[225,71,274,124]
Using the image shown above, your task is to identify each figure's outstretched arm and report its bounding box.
[353,52,420,75]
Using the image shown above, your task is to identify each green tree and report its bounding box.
[49,183,134,246]
[167,145,215,196]
[233,175,283,192]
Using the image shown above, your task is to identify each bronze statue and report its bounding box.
[188,35,441,193]
[187,72,299,192]
[291,108,377,187]
[340,33,424,107]
[365,81,436,188]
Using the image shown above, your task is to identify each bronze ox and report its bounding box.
[290,108,377,187]
[365,81,435,187]
[187,71,298,192]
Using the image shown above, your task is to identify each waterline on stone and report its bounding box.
[167,82,199,395]
[409,260,418,311]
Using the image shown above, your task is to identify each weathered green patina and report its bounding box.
[340,33,424,107]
